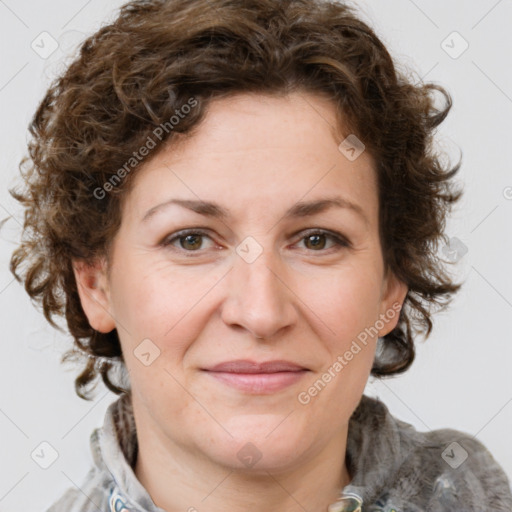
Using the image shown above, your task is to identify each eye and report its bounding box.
[295,229,351,252]
[161,229,216,253]
[161,228,351,255]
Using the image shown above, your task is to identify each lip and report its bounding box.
[206,359,308,373]
[202,359,309,394]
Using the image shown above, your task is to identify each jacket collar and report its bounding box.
[91,392,410,511]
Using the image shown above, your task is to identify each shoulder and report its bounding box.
[351,395,512,510]
[424,427,511,508]
[44,467,111,512]
[393,417,512,510]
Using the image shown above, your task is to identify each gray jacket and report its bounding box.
[46,392,512,512]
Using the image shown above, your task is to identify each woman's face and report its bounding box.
[75,91,407,473]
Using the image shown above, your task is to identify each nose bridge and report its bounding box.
[222,241,295,338]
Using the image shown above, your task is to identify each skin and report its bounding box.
[74,91,408,512]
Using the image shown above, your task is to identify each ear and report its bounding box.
[72,257,116,333]
[377,270,408,337]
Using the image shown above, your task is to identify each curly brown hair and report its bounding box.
[7,0,462,400]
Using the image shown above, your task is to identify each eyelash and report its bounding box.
[160,228,351,256]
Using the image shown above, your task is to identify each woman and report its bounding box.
[8,0,512,510]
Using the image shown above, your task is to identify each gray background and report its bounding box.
[0,0,511,510]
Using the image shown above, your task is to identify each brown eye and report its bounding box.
[162,229,215,253]
[304,233,327,250]
[296,229,350,253]
[180,234,204,251]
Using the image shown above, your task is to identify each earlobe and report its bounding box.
[72,258,116,333]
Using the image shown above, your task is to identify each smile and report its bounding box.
[202,370,309,394]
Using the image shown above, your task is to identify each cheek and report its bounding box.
[110,254,179,331]
[304,271,381,409]
[306,264,383,341]
[109,255,224,361]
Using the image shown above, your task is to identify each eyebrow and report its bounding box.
[141,196,368,225]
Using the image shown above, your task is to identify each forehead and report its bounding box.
[122,92,378,226]
[166,91,363,164]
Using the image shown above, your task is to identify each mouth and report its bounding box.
[201,360,310,394]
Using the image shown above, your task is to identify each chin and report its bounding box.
[210,443,309,475]
[198,416,312,473]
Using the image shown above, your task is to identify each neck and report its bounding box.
[133,412,352,512]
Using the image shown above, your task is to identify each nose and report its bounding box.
[220,246,297,340]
